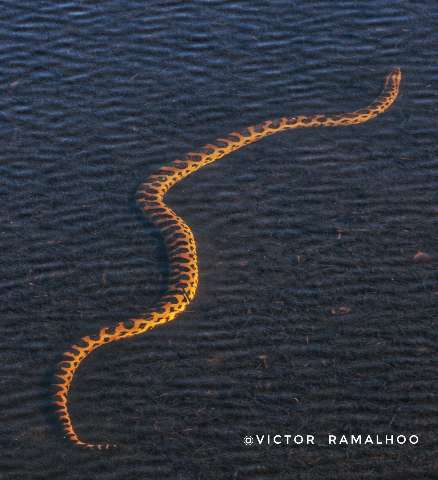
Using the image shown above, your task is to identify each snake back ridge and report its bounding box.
[54,68,401,449]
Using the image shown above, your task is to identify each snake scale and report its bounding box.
[54,68,401,449]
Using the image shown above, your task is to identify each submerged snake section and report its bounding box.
[54,68,401,449]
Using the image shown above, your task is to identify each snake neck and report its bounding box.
[137,68,400,203]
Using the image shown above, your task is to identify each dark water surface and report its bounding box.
[1,1,437,479]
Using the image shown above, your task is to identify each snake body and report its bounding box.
[54,68,401,449]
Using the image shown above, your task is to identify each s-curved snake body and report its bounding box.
[54,68,401,449]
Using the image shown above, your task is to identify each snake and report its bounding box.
[54,68,401,449]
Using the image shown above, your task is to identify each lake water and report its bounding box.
[1,1,437,479]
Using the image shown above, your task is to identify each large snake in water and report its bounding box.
[54,68,401,449]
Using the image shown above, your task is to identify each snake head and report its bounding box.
[385,67,402,90]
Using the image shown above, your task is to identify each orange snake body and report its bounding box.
[54,68,401,449]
